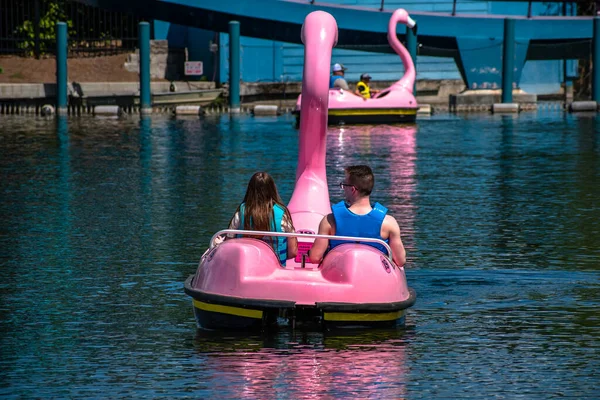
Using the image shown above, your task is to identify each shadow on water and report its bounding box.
[192,326,414,353]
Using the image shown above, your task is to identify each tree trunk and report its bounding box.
[575,1,596,99]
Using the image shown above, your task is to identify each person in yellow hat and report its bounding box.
[355,73,380,99]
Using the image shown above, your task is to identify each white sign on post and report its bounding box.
[185,61,203,76]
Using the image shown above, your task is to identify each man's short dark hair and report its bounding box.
[345,165,374,195]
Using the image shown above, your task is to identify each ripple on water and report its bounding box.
[0,113,598,398]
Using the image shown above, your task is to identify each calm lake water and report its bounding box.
[1,112,599,398]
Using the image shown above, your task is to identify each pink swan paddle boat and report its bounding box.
[184,11,416,330]
[294,8,418,125]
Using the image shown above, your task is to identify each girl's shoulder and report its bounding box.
[273,202,293,214]
[281,213,295,232]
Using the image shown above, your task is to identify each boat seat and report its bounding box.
[373,90,390,99]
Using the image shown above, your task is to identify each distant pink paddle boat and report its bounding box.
[184,10,416,330]
[294,9,419,125]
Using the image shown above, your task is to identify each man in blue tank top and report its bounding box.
[330,63,350,90]
[308,165,407,266]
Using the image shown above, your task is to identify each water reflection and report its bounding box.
[139,117,153,260]
[492,114,600,270]
[495,115,520,267]
[574,116,600,258]
[57,115,72,260]
[192,328,411,399]
[0,114,599,398]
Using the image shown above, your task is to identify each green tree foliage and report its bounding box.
[15,1,75,56]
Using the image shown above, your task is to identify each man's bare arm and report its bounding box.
[308,214,334,263]
[384,215,406,266]
[287,236,298,259]
[334,79,350,91]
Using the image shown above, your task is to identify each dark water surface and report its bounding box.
[1,113,599,398]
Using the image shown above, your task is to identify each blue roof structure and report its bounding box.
[79,0,591,89]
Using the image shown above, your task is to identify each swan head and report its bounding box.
[301,11,338,47]
[391,9,417,35]
[407,15,417,35]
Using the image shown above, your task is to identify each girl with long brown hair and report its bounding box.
[223,172,298,266]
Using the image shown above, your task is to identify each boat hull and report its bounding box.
[185,11,418,332]
[330,108,417,125]
[295,89,418,126]
[82,89,223,108]
[192,299,265,330]
[186,275,416,330]
[184,239,416,331]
